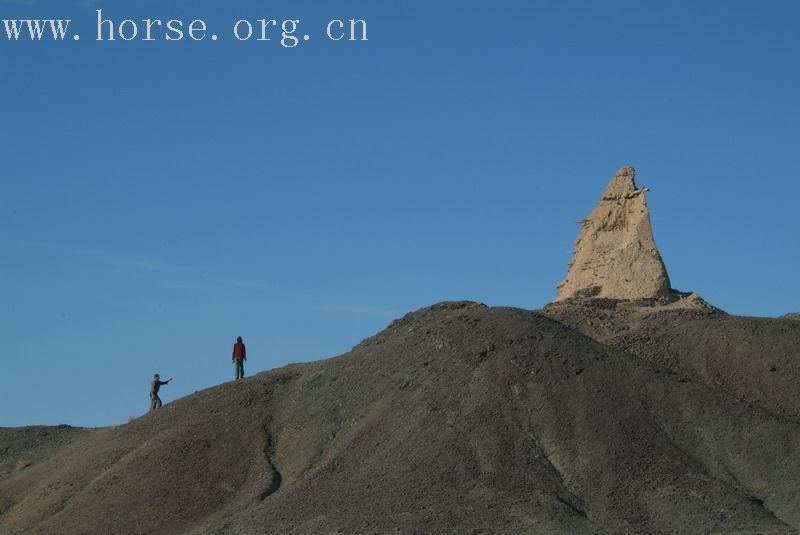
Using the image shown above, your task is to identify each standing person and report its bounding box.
[150,373,172,411]
[232,336,246,380]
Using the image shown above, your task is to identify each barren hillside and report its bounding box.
[2,301,800,534]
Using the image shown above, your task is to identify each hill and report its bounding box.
[2,300,800,534]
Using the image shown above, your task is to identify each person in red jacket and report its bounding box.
[232,336,246,380]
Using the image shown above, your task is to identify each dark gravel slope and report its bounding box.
[2,301,799,534]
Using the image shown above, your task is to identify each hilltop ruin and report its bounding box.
[556,166,672,301]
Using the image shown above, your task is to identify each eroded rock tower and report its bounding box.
[556,166,671,301]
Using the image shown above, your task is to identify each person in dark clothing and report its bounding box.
[150,373,172,411]
[232,336,246,380]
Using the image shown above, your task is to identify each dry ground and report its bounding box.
[2,300,799,534]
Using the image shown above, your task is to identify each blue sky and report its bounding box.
[1,0,798,427]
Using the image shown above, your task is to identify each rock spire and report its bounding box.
[556,166,671,301]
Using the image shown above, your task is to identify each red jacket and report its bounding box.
[232,341,246,360]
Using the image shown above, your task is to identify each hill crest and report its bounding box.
[2,301,800,534]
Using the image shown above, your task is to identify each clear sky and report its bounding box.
[1,0,798,427]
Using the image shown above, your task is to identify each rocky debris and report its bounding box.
[557,167,672,301]
[14,460,31,471]
[542,299,800,423]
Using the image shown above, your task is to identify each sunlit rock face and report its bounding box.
[556,166,671,301]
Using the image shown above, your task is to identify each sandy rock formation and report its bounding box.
[556,166,671,301]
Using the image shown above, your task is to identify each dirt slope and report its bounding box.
[2,301,800,534]
[543,299,800,420]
